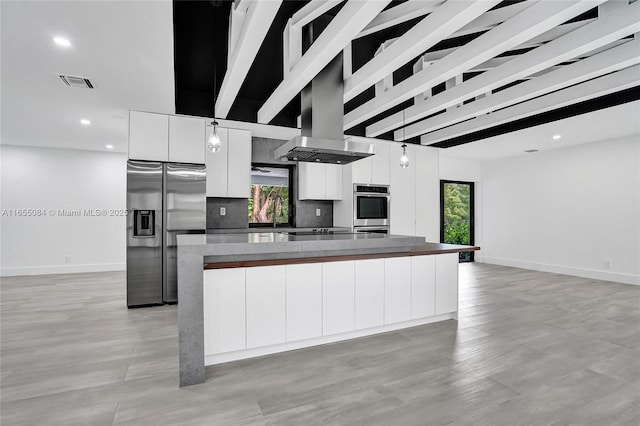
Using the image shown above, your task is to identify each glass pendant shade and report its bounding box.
[207,121,222,153]
[400,143,410,168]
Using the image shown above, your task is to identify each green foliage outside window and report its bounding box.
[248,185,289,224]
[443,182,472,260]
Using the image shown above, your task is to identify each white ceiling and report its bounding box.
[0,0,175,153]
[439,99,640,161]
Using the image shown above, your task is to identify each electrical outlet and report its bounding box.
[315,208,321,217]
[604,259,612,269]
[220,207,226,216]
[64,255,71,263]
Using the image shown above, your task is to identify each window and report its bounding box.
[440,180,475,262]
[248,164,292,227]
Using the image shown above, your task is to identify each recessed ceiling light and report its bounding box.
[80,119,91,125]
[106,145,114,149]
[552,134,562,140]
[53,37,71,48]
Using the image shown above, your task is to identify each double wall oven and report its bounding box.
[353,184,390,234]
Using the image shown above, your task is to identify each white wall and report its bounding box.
[0,145,127,276]
[439,155,483,259]
[480,136,640,285]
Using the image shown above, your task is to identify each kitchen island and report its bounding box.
[177,232,479,387]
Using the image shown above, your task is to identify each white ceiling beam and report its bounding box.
[380,1,639,139]
[291,0,344,28]
[344,0,502,103]
[215,0,282,119]
[420,65,640,146]
[356,0,443,39]
[258,0,391,124]
[404,38,640,138]
[454,1,533,38]
[349,0,603,132]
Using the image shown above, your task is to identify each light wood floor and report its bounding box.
[1,263,639,425]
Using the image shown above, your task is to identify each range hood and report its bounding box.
[274,17,375,165]
[274,135,375,165]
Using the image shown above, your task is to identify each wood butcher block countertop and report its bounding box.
[203,242,480,269]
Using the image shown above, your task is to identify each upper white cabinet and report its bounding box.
[129,111,169,162]
[206,127,251,198]
[415,146,439,241]
[298,163,343,200]
[389,143,416,236]
[169,115,205,164]
[351,141,389,185]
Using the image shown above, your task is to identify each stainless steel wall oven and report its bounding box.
[353,184,390,231]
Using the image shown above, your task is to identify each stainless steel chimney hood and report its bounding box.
[274,16,375,165]
[274,135,375,165]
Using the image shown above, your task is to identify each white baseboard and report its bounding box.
[205,313,455,366]
[479,257,639,285]
[0,263,126,277]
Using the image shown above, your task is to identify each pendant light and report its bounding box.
[207,42,222,153]
[399,109,410,168]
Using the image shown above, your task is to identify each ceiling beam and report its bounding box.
[355,0,442,39]
[347,0,603,132]
[344,0,501,103]
[384,0,640,139]
[291,0,344,28]
[404,38,639,138]
[215,0,282,119]
[420,65,640,146]
[258,0,390,124]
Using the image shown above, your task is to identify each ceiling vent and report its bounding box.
[59,74,94,89]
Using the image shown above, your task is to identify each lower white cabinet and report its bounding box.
[384,257,412,324]
[355,259,385,329]
[411,256,436,319]
[286,263,322,341]
[322,261,355,335]
[203,268,246,355]
[246,265,286,348]
[435,253,459,315]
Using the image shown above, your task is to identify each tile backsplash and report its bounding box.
[206,137,335,229]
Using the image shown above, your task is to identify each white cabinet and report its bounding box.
[246,265,286,348]
[351,141,389,185]
[411,256,436,319]
[414,146,439,241]
[298,163,343,200]
[384,257,412,324]
[355,259,385,330]
[322,261,355,335]
[389,143,416,236]
[129,111,169,161]
[206,127,251,198]
[203,268,246,355]
[169,115,205,164]
[435,253,459,315]
[227,128,252,198]
[286,263,322,341]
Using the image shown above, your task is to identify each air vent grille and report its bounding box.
[59,74,94,89]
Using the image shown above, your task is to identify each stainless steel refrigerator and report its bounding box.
[126,161,206,307]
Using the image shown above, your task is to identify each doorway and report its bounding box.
[440,180,475,262]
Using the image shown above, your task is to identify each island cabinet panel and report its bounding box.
[286,263,322,341]
[355,259,385,329]
[246,265,286,348]
[435,253,459,315]
[169,115,205,164]
[203,268,246,355]
[129,111,169,162]
[322,261,355,335]
[384,257,412,324]
[411,255,436,319]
